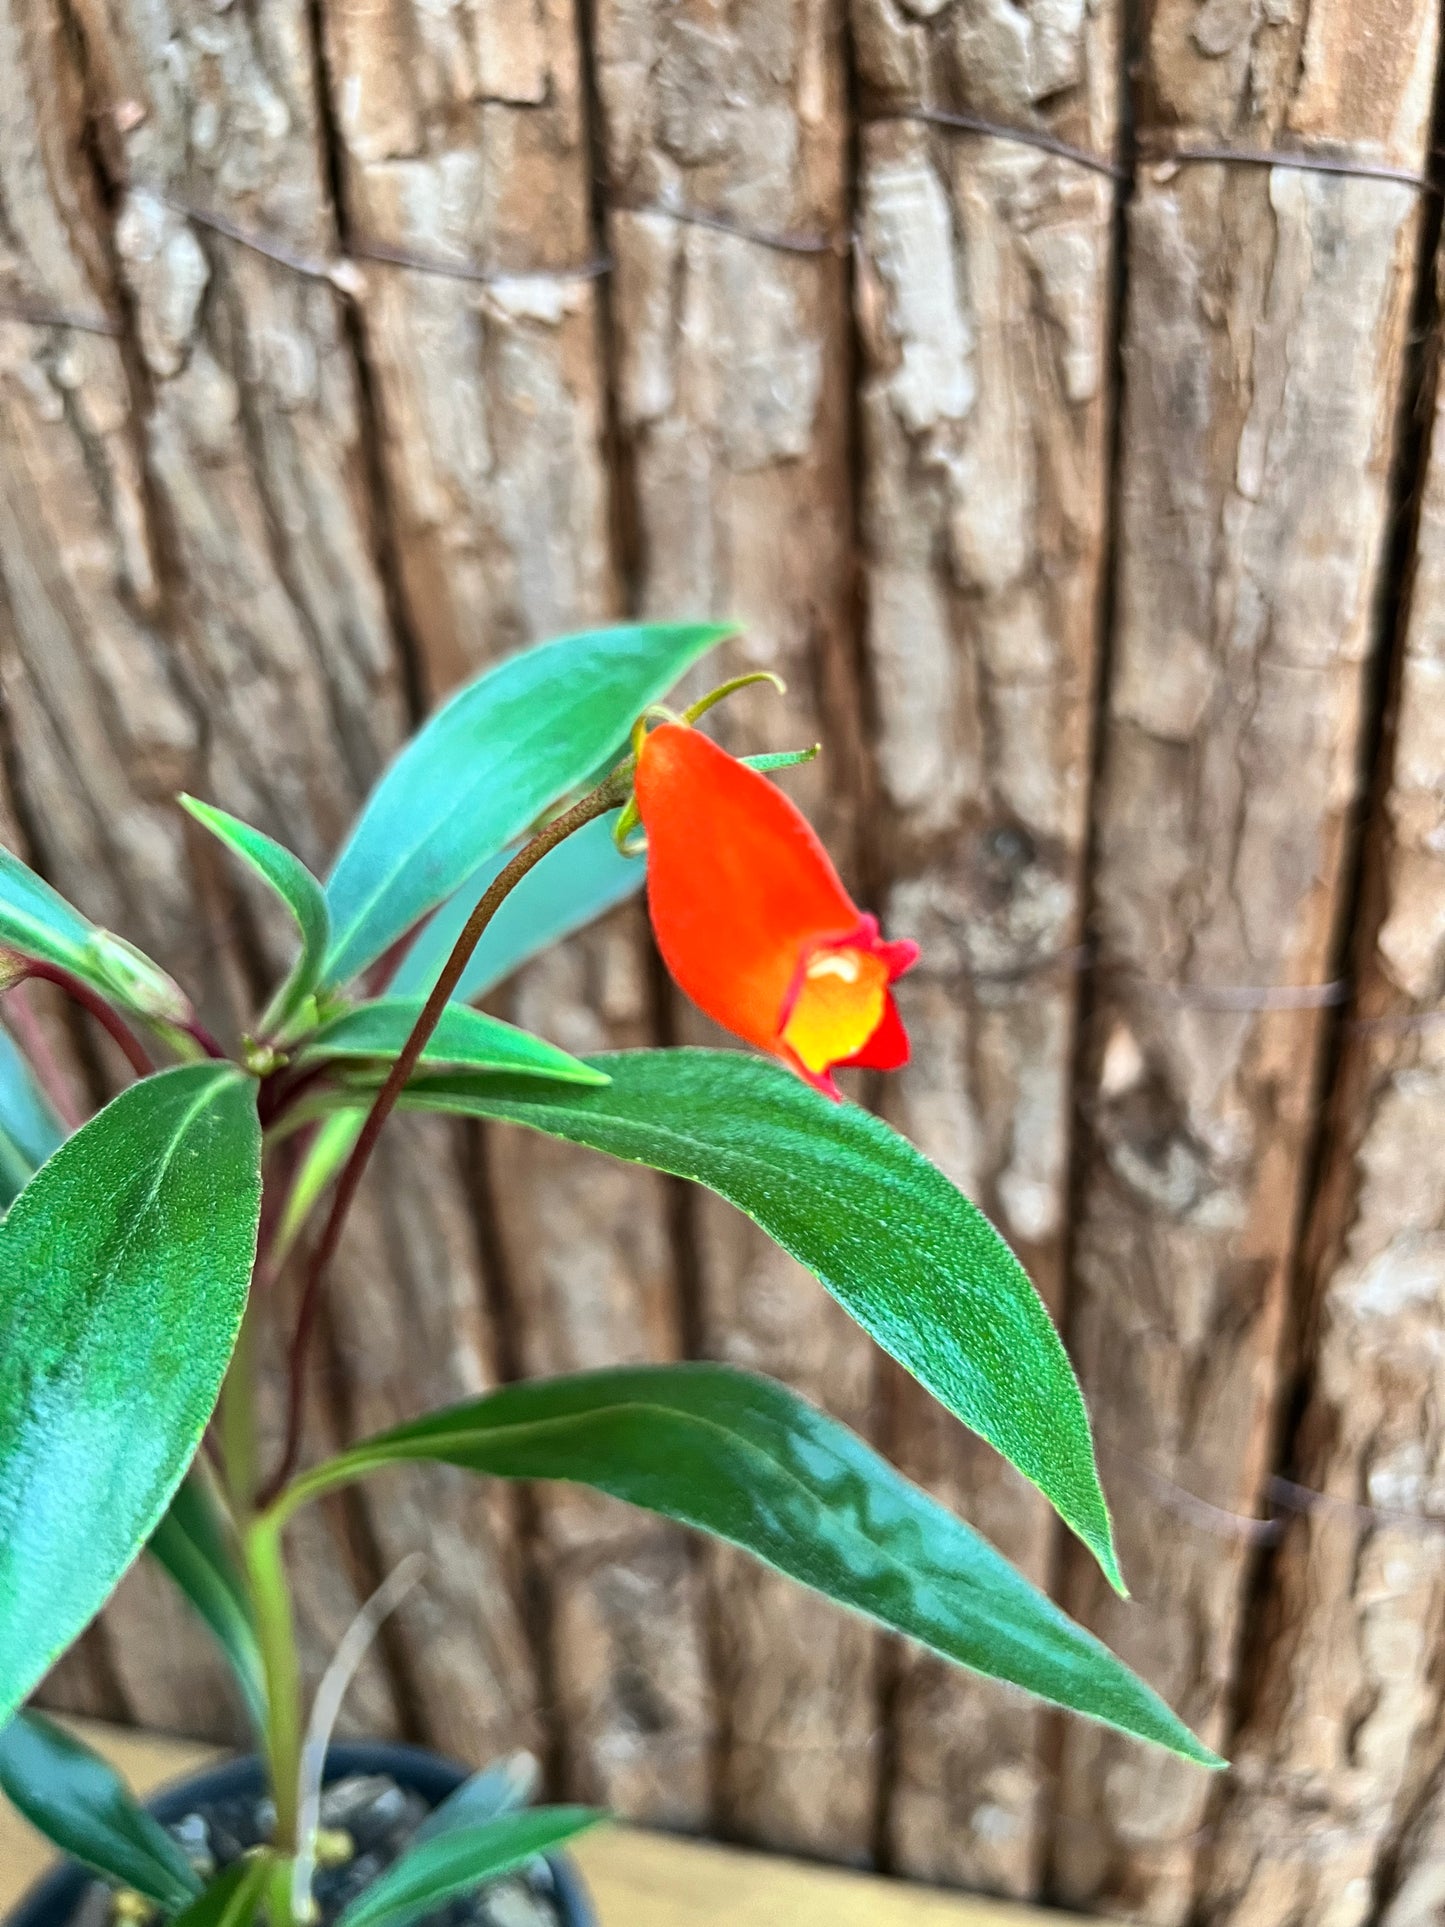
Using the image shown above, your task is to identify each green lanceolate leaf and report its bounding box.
[0,1025,65,1210]
[323,624,733,985]
[0,844,189,1028]
[0,1711,201,1906]
[0,1064,262,1725]
[335,1807,602,1927]
[148,1469,267,1735]
[298,999,609,1087]
[180,797,329,1034]
[170,1855,273,1927]
[389,1048,1122,1588]
[390,752,817,1006]
[413,1757,537,1845]
[282,1367,1216,1765]
[390,815,641,1005]
[0,845,97,979]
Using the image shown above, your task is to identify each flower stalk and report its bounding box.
[258,767,633,1507]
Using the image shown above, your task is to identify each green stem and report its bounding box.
[245,1513,305,1862]
[220,1301,259,1514]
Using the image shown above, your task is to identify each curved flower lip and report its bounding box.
[777,915,920,1099]
[634,720,920,1100]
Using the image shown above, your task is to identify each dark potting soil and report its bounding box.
[64,1775,562,1927]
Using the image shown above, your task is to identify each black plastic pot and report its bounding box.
[6,1741,596,1927]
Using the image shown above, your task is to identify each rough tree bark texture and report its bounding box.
[488,911,714,1825]
[0,0,385,1739]
[316,0,615,698]
[1052,0,1439,1912]
[850,0,1118,1893]
[313,0,712,1808]
[1192,254,1445,1927]
[9,0,1445,1896]
[590,0,881,1860]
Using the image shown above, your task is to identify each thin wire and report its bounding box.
[348,235,612,286]
[2,125,1429,345]
[0,296,120,336]
[870,105,1127,182]
[607,196,847,256]
[1147,140,1437,194]
[163,193,610,292]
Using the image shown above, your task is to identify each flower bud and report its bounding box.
[84,930,191,1025]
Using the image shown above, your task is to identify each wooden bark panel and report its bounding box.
[1193,256,1445,1927]
[0,0,440,1746]
[321,1120,540,1762]
[317,0,614,698]
[1052,0,1438,1907]
[315,0,714,1806]
[850,0,1118,1892]
[590,0,875,1862]
[488,909,714,1825]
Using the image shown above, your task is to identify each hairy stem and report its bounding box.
[245,1513,305,1861]
[1,983,85,1129]
[182,1016,228,1060]
[12,960,154,1078]
[258,771,630,1505]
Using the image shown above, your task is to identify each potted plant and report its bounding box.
[0,625,1219,1926]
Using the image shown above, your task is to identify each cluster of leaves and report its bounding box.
[0,625,1216,1921]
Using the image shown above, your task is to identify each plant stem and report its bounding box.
[182,1016,228,1060]
[245,1513,305,1860]
[258,771,630,1506]
[14,961,154,1077]
[1,983,85,1129]
[221,1302,260,1514]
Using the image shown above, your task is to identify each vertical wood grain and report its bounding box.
[0,0,414,1741]
[588,0,879,1862]
[312,0,714,1801]
[315,0,616,697]
[1052,0,1440,1909]
[488,908,715,1824]
[1195,249,1445,1927]
[850,0,1119,1891]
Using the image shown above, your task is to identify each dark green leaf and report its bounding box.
[169,1855,272,1927]
[390,1049,1121,1587]
[335,1807,601,1927]
[298,1000,609,1086]
[283,1367,1216,1765]
[390,815,641,1005]
[323,624,732,985]
[148,1469,267,1735]
[0,1711,200,1906]
[0,1025,65,1210]
[180,797,329,1033]
[0,1064,262,1724]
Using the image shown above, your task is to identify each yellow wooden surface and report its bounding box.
[0,1723,1062,1927]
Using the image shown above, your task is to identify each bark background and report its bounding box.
[5,0,1445,1917]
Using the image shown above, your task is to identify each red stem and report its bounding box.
[183,1017,228,1060]
[18,961,155,1079]
[258,774,628,1506]
[1,983,86,1130]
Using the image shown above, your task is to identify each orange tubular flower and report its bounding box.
[634,721,919,1100]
